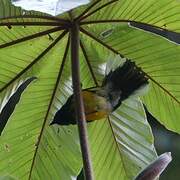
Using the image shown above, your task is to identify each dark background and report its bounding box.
[147,111,180,179]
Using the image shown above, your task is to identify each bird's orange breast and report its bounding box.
[82,90,111,121]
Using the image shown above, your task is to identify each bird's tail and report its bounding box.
[102,59,149,110]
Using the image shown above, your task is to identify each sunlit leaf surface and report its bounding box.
[0,0,179,179]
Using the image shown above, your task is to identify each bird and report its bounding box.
[50,59,149,126]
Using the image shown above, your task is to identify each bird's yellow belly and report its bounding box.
[86,111,108,121]
[82,90,111,121]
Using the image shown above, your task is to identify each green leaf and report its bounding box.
[0,77,37,135]
[0,0,178,179]
[129,22,180,44]
[0,31,83,179]
[80,21,180,133]
[0,176,16,180]
[76,0,180,32]
[88,98,157,180]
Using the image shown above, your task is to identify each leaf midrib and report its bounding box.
[0,30,67,93]
[28,34,70,179]
[80,27,180,105]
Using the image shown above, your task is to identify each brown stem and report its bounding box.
[80,19,174,32]
[75,0,102,21]
[70,22,94,180]
[79,0,118,21]
[80,27,122,56]
[28,34,70,180]
[80,40,99,87]
[0,21,63,26]
[0,15,69,23]
[0,30,67,93]
[0,26,65,49]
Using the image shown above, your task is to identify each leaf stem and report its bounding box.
[70,22,94,180]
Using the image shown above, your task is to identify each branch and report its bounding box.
[0,26,64,49]
[70,22,94,180]
[0,30,67,93]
